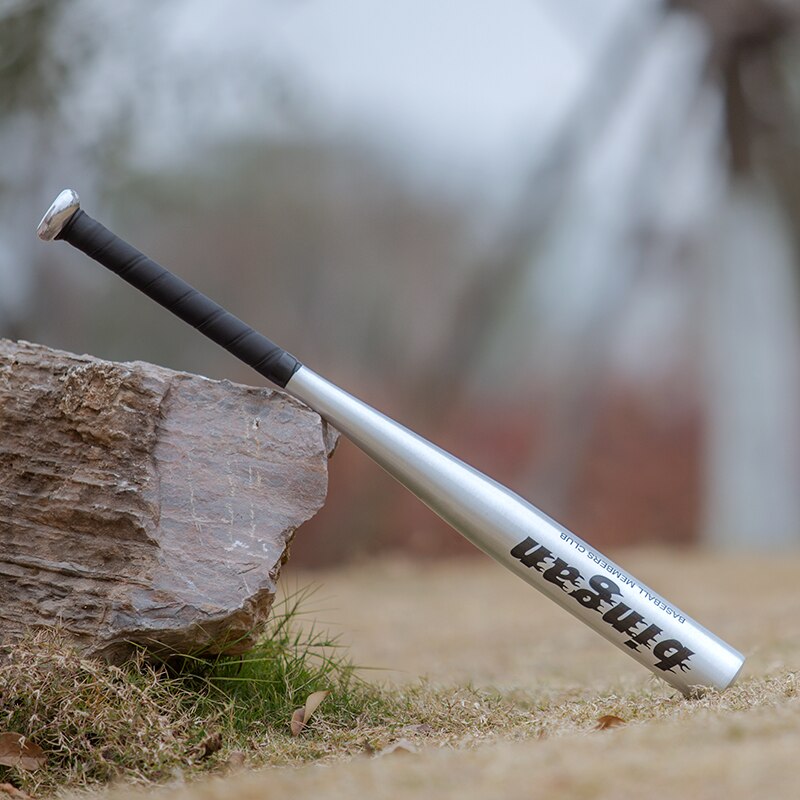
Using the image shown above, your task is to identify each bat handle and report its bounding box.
[37,190,301,388]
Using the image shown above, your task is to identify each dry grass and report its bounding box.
[0,632,212,793]
[84,669,798,800]
[0,592,567,796]
[2,549,798,799]
[124,678,800,800]
[0,589,390,795]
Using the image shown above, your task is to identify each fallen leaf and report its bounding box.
[290,707,306,737]
[0,733,46,771]
[399,723,433,736]
[0,784,34,800]
[595,715,626,730]
[377,738,418,757]
[303,690,330,722]
[189,733,222,761]
[290,690,330,736]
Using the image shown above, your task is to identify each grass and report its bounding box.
[181,586,374,734]
[0,587,531,797]
[1,557,796,799]
[0,633,209,793]
[0,587,385,796]
[121,672,800,800]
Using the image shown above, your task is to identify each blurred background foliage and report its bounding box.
[3,0,800,564]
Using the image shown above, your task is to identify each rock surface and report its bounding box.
[0,339,337,661]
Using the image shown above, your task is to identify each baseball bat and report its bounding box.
[37,189,744,696]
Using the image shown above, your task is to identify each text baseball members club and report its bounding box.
[510,537,694,674]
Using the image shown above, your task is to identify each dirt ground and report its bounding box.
[108,548,800,799]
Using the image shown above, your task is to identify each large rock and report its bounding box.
[0,339,337,661]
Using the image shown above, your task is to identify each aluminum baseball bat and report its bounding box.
[38,189,744,696]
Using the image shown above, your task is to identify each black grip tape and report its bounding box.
[58,209,301,387]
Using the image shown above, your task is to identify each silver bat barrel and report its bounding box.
[38,189,745,696]
[286,367,744,696]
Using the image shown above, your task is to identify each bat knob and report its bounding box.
[37,189,81,241]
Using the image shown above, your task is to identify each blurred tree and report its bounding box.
[671,0,800,546]
[0,0,83,337]
[476,0,800,547]
[0,0,62,109]
[5,0,799,557]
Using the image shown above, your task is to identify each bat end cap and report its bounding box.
[37,189,80,241]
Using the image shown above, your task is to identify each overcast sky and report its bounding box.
[86,0,653,184]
